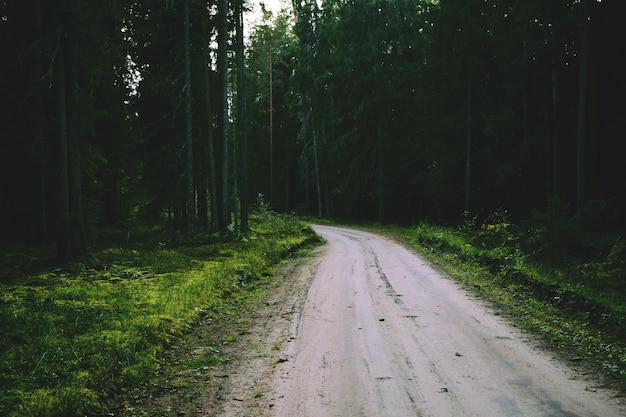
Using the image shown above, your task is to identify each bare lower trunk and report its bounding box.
[56,39,71,260]
[313,132,322,218]
[377,119,385,223]
[68,41,86,253]
[551,56,559,202]
[465,71,472,214]
[269,34,274,207]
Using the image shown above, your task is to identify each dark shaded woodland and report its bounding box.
[1,0,625,260]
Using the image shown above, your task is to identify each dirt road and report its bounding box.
[214,225,625,417]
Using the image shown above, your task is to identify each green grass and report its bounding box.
[382,218,626,389]
[0,212,321,417]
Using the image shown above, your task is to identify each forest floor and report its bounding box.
[0,213,320,417]
[114,225,625,417]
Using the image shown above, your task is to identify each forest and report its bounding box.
[1,1,625,415]
[1,0,625,256]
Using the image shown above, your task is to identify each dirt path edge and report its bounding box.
[113,247,324,417]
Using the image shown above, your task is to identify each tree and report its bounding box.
[1,0,624,257]
[219,0,231,232]
[247,8,301,214]
[576,0,589,225]
[202,14,220,232]
[184,0,196,229]
[235,0,249,232]
[56,26,72,259]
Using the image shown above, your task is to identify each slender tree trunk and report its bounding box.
[576,0,589,224]
[231,117,238,231]
[202,18,219,233]
[269,33,274,207]
[197,123,208,230]
[37,103,48,239]
[464,1,473,215]
[235,0,249,233]
[197,128,208,230]
[377,118,385,223]
[194,90,210,232]
[465,71,472,214]
[35,1,48,240]
[219,0,230,232]
[67,47,86,253]
[321,118,329,217]
[301,110,311,214]
[551,53,559,203]
[522,38,530,208]
[184,0,196,229]
[230,72,238,231]
[522,42,529,156]
[303,152,311,214]
[35,88,49,241]
[56,38,71,260]
[312,127,322,218]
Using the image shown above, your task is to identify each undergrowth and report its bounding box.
[388,209,626,390]
[0,211,320,417]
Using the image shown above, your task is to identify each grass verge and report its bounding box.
[0,212,321,417]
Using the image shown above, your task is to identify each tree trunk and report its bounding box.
[184,0,196,229]
[551,51,559,203]
[301,111,311,214]
[35,0,48,240]
[235,0,249,233]
[377,118,385,223]
[321,118,330,217]
[576,0,588,224]
[463,0,474,215]
[219,0,230,232]
[37,98,48,240]
[313,127,322,218]
[465,71,472,214]
[56,38,71,260]
[67,45,86,254]
[197,122,208,230]
[269,33,274,207]
[230,72,238,231]
[202,18,219,233]
[303,153,311,214]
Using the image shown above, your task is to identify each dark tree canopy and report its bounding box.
[288,0,625,229]
[1,0,625,259]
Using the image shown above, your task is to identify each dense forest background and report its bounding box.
[1,0,624,260]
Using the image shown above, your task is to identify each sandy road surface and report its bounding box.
[263,225,625,417]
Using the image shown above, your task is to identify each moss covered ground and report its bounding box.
[0,212,320,417]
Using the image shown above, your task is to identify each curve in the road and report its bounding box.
[270,225,625,417]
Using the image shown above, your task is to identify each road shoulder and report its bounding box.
[115,248,323,417]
